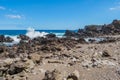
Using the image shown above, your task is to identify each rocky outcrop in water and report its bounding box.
[0,35,13,42]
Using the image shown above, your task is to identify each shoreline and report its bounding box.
[0,20,120,80]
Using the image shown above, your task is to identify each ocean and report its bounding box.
[0,30,66,37]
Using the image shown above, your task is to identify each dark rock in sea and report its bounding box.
[18,34,30,40]
[5,37,14,42]
[46,33,56,38]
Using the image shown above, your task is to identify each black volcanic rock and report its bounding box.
[64,30,76,37]
[0,35,5,42]
[46,33,56,38]
[5,37,14,42]
[0,35,13,42]
[64,19,120,38]
[0,47,4,53]
[18,34,30,40]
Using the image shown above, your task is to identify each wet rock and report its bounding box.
[46,33,56,38]
[18,34,30,40]
[5,37,14,42]
[88,39,96,43]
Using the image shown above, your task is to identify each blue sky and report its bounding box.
[0,0,120,30]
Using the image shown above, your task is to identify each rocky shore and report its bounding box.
[0,20,120,80]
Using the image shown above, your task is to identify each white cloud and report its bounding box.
[109,6,120,10]
[0,6,6,10]
[5,14,22,19]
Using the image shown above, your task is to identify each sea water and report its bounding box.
[0,28,66,46]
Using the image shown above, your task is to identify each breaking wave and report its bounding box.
[26,28,48,39]
[1,28,65,46]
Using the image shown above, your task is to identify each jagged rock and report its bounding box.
[64,30,76,37]
[8,62,25,75]
[0,47,4,53]
[28,53,42,64]
[78,38,86,43]
[43,69,62,80]
[102,50,111,57]
[46,33,56,38]
[41,46,61,52]
[24,59,35,69]
[18,34,30,40]
[5,37,14,42]
[0,35,5,42]
[66,70,79,80]
[3,58,14,65]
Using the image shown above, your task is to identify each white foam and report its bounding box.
[53,33,64,38]
[26,28,48,39]
[4,35,21,46]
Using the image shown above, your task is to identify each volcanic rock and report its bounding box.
[19,34,30,40]
[43,69,62,80]
[28,53,42,64]
[46,33,56,38]
[5,37,14,42]
[64,30,76,37]
[0,35,5,42]
[102,50,111,57]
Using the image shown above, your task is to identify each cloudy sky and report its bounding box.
[0,0,120,30]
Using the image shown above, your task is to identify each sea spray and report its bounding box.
[1,28,65,46]
[4,35,21,46]
[26,28,48,39]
